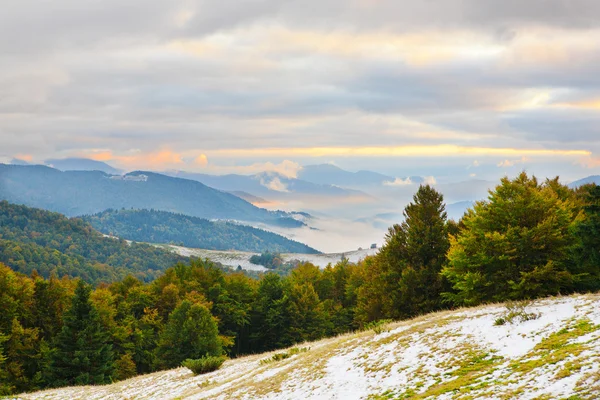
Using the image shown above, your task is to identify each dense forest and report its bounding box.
[83,209,319,254]
[1,173,600,395]
[0,201,187,284]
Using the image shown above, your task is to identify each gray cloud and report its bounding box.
[1,0,600,181]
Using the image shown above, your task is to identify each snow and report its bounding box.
[21,293,600,400]
[164,245,378,270]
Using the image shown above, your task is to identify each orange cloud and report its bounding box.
[194,154,208,167]
[82,149,184,170]
[207,145,590,159]
[14,153,33,162]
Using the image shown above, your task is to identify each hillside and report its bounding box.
[83,209,319,254]
[0,201,186,283]
[0,164,302,227]
[22,293,600,399]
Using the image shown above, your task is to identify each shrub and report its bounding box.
[365,319,393,334]
[182,355,227,375]
[259,347,310,365]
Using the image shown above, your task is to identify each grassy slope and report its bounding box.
[22,293,600,400]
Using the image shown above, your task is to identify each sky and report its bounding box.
[2,0,600,183]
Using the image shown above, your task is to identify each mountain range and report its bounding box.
[45,157,123,174]
[0,164,302,227]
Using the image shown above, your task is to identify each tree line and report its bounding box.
[1,172,599,394]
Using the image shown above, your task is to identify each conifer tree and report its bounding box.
[357,185,450,322]
[50,280,114,387]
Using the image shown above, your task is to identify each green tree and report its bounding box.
[571,184,600,291]
[154,300,222,369]
[442,172,576,306]
[50,280,114,386]
[357,185,450,322]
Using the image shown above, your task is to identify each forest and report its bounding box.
[0,201,187,284]
[1,173,600,395]
[83,208,319,254]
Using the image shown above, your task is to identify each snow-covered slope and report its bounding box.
[23,293,600,399]
[161,245,379,271]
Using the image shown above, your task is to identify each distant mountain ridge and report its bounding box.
[164,170,370,200]
[45,157,122,174]
[0,164,303,227]
[299,164,424,188]
[83,209,320,254]
[569,175,600,188]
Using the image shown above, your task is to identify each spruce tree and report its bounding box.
[50,280,114,387]
[366,185,450,320]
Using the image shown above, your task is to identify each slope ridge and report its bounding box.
[22,293,600,399]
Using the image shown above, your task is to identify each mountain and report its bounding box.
[0,164,302,227]
[44,157,122,174]
[298,164,420,188]
[0,201,186,283]
[228,191,271,205]
[22,293,600,399]
[83,209,320,254]
[164,170,370,200]
[9,158,31,165]
[568,175,600,188]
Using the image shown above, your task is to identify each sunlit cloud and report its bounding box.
[207,145,591,159]
[84,149,184,170]
[13,153,33,162]
[383,177,412,186]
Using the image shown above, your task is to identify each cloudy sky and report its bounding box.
[2,0,600,183]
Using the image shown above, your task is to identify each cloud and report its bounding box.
[383,177,413,186]
[194,154,208,167]
[423,176,437,185]
[497,156,530,167]
[260,176,289,192]
[84,149,184,170]
[14,153,33,162]
[1,0,600,184]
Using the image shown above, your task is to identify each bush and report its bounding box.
[182,355,227,375]
[493,300,541,326]
[365,319,393,334]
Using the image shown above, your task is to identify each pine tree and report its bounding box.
[50,280,114,387]
[357,185,450,321]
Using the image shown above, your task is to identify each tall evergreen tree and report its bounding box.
[357,185,450,322]
[50,280,114,387]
